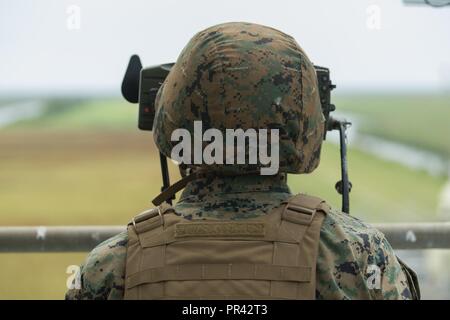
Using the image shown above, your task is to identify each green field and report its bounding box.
[0,95,448,299]
[334,94,450,157]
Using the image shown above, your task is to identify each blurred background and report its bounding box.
[0,0,449,299]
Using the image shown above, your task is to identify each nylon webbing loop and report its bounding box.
[281,194,329,226]
[126,264,312,289]
[130,204,175,234]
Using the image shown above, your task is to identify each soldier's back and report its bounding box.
[66,197,416,300]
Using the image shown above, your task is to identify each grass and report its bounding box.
[0,253,86,299]
[334,94,450,157]
[0,95,447,299]
[9,98,137,130]
[0,131,443,225]
[295,143,446,222]
[0,130,180,226]
[0,130,181,299]
[8,94,450,157]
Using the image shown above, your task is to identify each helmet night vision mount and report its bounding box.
[121,55,352,213]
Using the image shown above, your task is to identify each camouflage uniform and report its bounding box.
[66,22,418,300]
[66,174,414,300]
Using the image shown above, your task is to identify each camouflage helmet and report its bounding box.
[153,22,325,174]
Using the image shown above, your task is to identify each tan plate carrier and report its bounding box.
[124,193,330,300]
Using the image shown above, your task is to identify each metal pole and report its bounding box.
[0,223,449,252]
[0,226,124,253]
[373,222,450,250]
[159,152,173,205]
[338,122,350,214]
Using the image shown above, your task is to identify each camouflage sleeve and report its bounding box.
[65,231,128,300]
[316,209,416,300]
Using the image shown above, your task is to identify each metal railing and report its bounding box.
[0,222,449,252]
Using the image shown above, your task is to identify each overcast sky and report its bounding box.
[1,0,450,96]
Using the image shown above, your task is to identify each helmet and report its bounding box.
[153,22,325,175]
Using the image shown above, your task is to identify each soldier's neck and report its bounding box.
[175,173,291,220]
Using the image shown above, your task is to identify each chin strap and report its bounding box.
[152,168,266,206]
[152,170,207,206]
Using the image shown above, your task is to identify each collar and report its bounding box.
[174,173,291,220]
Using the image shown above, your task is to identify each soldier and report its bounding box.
[66,22,419,300]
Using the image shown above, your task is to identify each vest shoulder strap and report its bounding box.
[128,203,176,235]
[279,193,330,225]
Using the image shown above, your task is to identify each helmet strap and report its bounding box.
[152,168,263,206]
